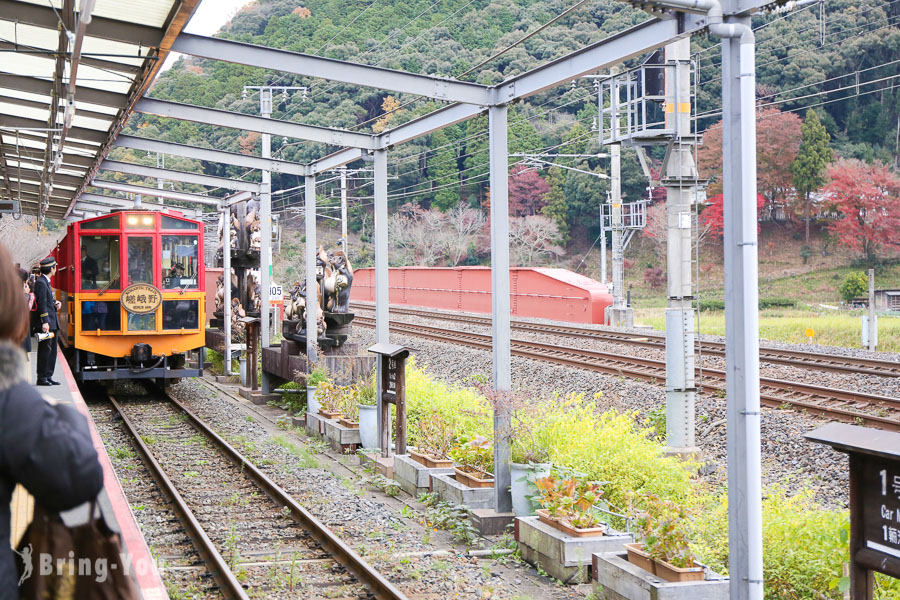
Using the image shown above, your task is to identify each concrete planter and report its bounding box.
[393,454,454,497]
[324,418,361,453]
[592,552,728,600]
[305,411,327,438]
[358,404,377,449]
[431,472,494,510]
[515,516,633,584]
[510,462,551,516]
[453,466,494,488]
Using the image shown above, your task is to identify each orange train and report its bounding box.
[50,210,205,382]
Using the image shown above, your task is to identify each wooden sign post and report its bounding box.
[806,423,900,598]
[367,343,410,458]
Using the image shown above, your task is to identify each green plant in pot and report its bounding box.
[337,385,360,428]
[510,428,551,517]
[627,494,703,582]
[315,379,344,418]
[449,435,494,488]
[410,410,455,468]
[302,365,329,415]
[533,476,607,537]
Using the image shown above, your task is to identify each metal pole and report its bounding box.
[374,149,389,455]
[223,201,232,376]
[260,88,273,393]
[720,15,764,600]
[489,104,512,514]
[304,175,318,365]
[868,268,876,351]
[611,141,624,309]
[340,168,349,255]
[157,153,164,204]
[600,219,607,287]
[663,38,698,456]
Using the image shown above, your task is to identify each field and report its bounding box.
[635,307,900,352]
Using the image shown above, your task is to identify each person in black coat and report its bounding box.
[33,257,61,386]
[0,245,104,598]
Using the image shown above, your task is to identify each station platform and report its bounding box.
[9,348,167,600]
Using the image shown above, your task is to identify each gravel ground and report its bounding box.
[349,320,851,509]
[163,378,591,600]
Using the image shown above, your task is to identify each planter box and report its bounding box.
[409,449,453,469]
[558,519,608,538]
[358,451,394,479]
[305,411,327,438]
[624,543,704,583]
[431,472,494,510]
[515,516,633,584]
[319,410,342,419]
[393,454,454,497]
[323,419,361,453]
[337,417,359,429]
[593,552,728,600]
[291,415,305,429]
[453,466,494,489]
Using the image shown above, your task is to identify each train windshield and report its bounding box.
[127,237,154,286]
[80,236,120,291]
[161,235,199,289]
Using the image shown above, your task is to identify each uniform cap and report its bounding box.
[40,257,57,268]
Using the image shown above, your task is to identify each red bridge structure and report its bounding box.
[351,267,613,324]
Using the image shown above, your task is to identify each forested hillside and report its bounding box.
[116,0,900,268]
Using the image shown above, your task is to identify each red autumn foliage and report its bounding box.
[700,192,766,239]
[508,166,550,216]
[825,159,900,262]
[698,107,802,208]
[643,267,665,289]
[292,6,311,17]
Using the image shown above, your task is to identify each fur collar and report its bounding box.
[0,341,26,392]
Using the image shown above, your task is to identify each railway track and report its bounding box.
[352,315,900,432]
[350,302,900,378]
[108,390,408,600]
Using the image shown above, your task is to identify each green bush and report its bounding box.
[839,271,868,302]
[696,298,796,311]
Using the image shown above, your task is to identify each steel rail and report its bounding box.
[160,392,410,600]
[352,316,900,432]
[107,395,251,600]
[350,302,900,377]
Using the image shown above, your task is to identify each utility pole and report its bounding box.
[600,195,608,285]
[340,168,348,254]
[867,268,876,351]
[157,152,164,205]
[661,38,701,459]
[242,84,307,394]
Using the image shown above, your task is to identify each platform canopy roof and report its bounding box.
[0,0,200,220]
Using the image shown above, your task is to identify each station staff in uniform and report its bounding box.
[33,257,61,386]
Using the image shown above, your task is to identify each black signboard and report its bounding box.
[368,343,410,458]
[807,423,900,599]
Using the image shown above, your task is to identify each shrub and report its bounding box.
[644,267,665,289]
[839,271,868,302]
[758,297,797,309]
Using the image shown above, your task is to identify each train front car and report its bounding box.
[54,210,205,382]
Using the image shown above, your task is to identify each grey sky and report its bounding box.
[161,0,253,71]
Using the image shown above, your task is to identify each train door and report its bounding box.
[125,233,158,332]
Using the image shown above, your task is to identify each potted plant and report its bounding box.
[409,410,454,468]
[449,435,494,488]
[316,379,343,419]
[533,476,607,538]
[510,427,551,517]
[337,386,359,429]
[304,366,328,416]
[356,376,378,449]
[626,494,704,582]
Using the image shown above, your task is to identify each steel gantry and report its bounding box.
[2,2,774,592]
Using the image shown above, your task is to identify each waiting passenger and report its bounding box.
[0,244,104,596]
[81,254,99,288]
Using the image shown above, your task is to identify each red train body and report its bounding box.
[351,267,612,324]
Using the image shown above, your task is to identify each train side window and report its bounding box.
[162,300,198,330]
[127,313,156,331]
[161,235,199,289]
[127,237,154,286]
[161,215,196,230]
[80,236,120,291]
[80,301,121,331]
[81,214,119,230]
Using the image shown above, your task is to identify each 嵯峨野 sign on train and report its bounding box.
[121,283,162,314]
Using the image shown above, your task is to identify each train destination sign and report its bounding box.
[806,423,900,599]
[121,283,162,314]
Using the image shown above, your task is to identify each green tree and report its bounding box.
[790,110,834,246]
[541,166,569,245]
[427,129,461,211]
[839,271,868,303]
